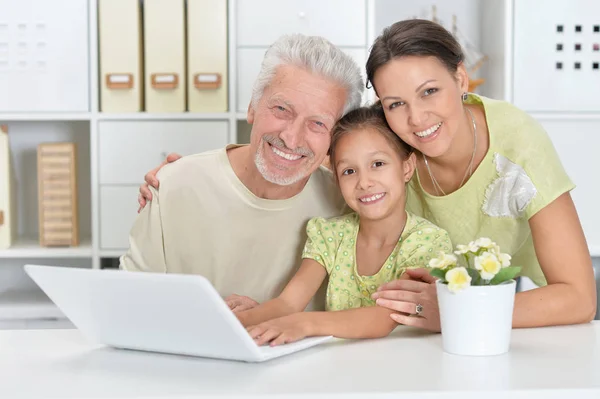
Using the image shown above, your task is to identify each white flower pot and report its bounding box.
[436,279,516,356]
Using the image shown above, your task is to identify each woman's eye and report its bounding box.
[423,88,438,96]
[389,101,404,110]
[373,161,385,168]
[342,169,355,175]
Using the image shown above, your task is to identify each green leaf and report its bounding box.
[490,266,522,285]
[429,268,447,282]
[466,267,482,286]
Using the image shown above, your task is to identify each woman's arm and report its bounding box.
[514,192,597,327]
[237,259,327,327]
[372,193,597,330]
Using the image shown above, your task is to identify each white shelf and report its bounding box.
[0,113,91,121]
[0,289,65,321]
[0,237,93,259]
[530,112,600,121]
[97,112,231,121]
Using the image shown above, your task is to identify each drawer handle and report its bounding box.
[151,73,179,89]
[106,73,134,89]
[0,210,4,226]
[298,11,306,18]
[194,73,221,89]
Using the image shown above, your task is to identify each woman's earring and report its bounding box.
[462,92,468,102]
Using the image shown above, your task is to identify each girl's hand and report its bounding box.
[225,294,259,313]
[138,153,182,212]
[247,313,311,346]
[372,268,442,332]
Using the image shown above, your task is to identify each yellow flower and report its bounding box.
[429,251,457,269]
[445,267,472,293]
[475,252,502,280]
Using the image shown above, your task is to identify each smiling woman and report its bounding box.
[368,19,597,330]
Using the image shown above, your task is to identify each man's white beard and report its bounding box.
[254,145,309,186]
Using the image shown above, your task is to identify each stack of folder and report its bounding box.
[98,0,228,113]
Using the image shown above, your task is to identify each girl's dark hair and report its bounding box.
[366,19,464,91]
[328,103,413,179]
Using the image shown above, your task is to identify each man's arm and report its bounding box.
[120,185,168,272]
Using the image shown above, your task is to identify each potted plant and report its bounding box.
[429,238,521,356]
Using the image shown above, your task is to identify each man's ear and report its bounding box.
[247,103,255,124]
[404,152,417,183]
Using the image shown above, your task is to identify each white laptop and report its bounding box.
[24,264,332,362]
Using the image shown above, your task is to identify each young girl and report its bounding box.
[236,105,452,346]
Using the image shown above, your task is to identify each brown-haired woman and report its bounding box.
[370,19,596,330]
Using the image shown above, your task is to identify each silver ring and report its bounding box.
[415,303,424,316]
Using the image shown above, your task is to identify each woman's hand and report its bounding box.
[372,268,442,332]
[137,153,182,212]
[247,313,311,347]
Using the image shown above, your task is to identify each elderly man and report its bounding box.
[120,34,363,310]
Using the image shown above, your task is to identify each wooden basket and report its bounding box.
[37,143,79,247]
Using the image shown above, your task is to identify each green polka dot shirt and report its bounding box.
[302,212,452,311]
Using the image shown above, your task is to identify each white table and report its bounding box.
[2,323,599,399]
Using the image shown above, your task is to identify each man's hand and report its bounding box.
[225,294,259,313]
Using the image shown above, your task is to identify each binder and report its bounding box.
[37,143,79,247]
[187,0,228,112]
[143,0,186,112]
[98,0,144,112]
[0,125,15,249]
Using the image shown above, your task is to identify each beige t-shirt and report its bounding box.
[120,145,345,307]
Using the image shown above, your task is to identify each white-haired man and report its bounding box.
[120,34,363,311]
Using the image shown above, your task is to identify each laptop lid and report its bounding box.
[24,265,269,362]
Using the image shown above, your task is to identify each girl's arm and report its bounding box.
[514,192,597,327]
[249,306,398,346]
[237,259,327,327]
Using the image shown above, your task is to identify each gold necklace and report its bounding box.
[423,107,477,196]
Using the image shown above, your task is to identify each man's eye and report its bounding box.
[342,169,355,175]
[314,121,326,128]
[275,106,287,112]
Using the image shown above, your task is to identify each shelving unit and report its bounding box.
[0,237,93,258]
[1,0,598,323]
[0,0,376,323]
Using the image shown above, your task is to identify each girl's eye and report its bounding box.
[389,101,404,110]
[342,168,355,176]
[423,88,438,96]
[373,161,385,168]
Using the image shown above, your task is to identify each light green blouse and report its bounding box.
[302,212,452,311]
[406,94,574,287]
